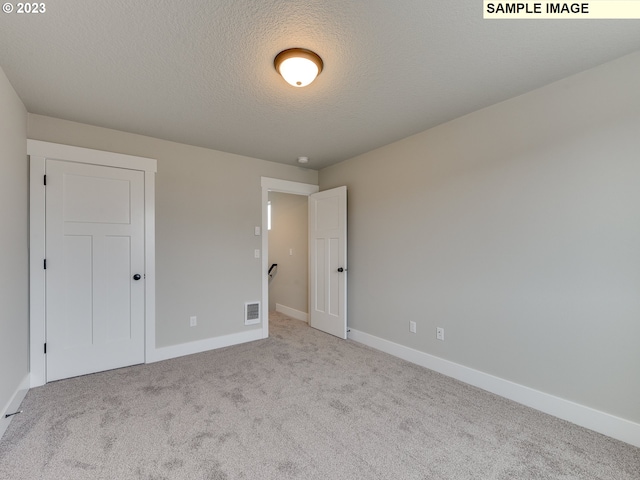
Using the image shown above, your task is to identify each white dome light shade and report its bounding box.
[279,57,318,87]
[274,48,323,87]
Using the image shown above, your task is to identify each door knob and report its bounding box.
[133,274,142,281]
[337,267,345,272]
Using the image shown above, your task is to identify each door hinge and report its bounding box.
[44,343,47,354]
[44,259,47,269]
[44,175,47,186]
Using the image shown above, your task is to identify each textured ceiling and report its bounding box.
[1,1,639,170]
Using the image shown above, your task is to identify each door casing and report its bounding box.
[28,140,156,387]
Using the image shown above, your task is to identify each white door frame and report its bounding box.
[28,140,157,387]
[261,177,319,339]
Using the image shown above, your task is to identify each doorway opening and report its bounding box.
[268,191,309,322]
[261,177,347,340]
[261,178,318,338]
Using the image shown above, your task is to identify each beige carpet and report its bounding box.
[1,312,638,479]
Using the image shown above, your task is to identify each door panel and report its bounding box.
[328,237,340,317]
[102,235,132,343]
[309,186,347,339]
[46,159,145,381]
[62,235,93,348]
[63,174,132,224]
[314,238,326,312]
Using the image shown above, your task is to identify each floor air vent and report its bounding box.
[245,302,260,325]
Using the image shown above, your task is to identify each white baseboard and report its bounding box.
[30,330,264,388]
[275,304,308,323]
[0,374,30,440]
[147,328,263,364]
[348,328,640,448]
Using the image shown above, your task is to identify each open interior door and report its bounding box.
[309,186,347,339]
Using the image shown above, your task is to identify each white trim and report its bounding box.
[0,375,29,440]
[261,177,318,196]
[146,329,263,363]
[276,303,309,323]
[348,328,640,448]
[144,172,157,362]
[28,141,156,387]
[261,177,319,339]
[27,140,157,172]
[29,155,47,387]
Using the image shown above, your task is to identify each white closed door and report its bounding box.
[309,186,347,339]
[45,159,145,381]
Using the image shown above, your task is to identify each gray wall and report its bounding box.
[27,114,317,348]
[268,192,308,313]
[319,52,640,423]
[0,67,28,412]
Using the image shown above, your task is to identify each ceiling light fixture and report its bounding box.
[274,48,323,87]
[297,156,309,164]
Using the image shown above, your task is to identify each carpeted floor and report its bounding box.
[1,312,639,479]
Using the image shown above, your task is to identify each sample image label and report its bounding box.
[484,1,640,18]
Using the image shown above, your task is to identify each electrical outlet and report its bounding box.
[436,327,444,341]
[409,321,416,333]
[254,249,260,258]
[190,316,197,327]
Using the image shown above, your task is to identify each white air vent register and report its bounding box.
[245,302,260,325]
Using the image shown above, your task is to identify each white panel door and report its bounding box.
[309,186,347,339]
[46,159,145,381]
